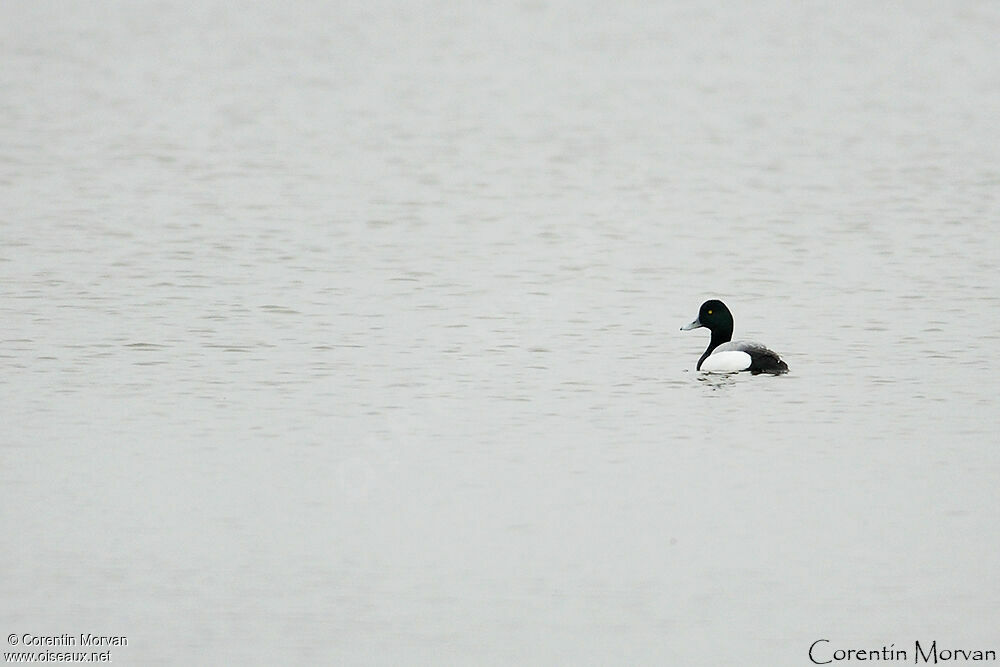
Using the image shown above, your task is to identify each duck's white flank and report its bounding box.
[700,350,752,373]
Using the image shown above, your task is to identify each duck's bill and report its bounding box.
[680,318,703,331]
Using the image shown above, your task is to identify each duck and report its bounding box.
[680,299,788,374]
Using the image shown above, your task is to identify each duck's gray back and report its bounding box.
[715,340,774,355]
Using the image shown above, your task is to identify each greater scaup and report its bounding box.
[681,299,788,375]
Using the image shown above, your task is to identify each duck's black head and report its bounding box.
[680,299,734,341]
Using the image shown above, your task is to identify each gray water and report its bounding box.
[3,2,999,665]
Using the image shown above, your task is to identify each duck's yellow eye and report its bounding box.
[707,309,713,315]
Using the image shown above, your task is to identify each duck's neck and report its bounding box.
[696,326,733,370]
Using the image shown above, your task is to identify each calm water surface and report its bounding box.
[2,2,999,664]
